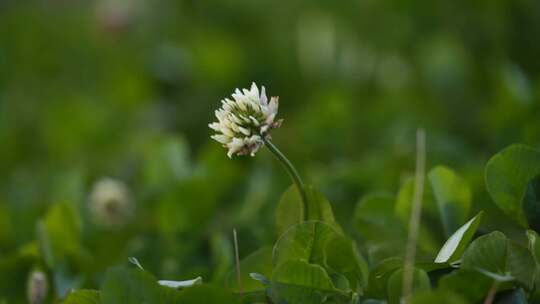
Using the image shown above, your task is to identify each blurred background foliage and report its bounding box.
[0,0,539,302]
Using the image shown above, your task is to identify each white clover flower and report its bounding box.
[27,270,47,304]
[89,177,133,228]
[209,82,282,158]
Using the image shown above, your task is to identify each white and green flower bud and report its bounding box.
[209,82,282,158]
[89,177,132,228]
[26,270,48,304]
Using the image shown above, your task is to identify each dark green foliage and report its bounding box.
[63,290,101,304]
[485,145,540,228]
[1,0,540,301]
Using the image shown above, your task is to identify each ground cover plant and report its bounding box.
[2,1,540,303]
[4,83,540,303]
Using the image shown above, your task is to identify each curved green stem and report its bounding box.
[262,137,308,219]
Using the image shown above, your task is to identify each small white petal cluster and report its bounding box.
[89,177,133,228]
[209,83,282,158]
[27,270,48,304]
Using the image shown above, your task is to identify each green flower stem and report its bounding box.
[263,137,308,219]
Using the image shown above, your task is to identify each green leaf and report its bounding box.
[462,231,537,289]
[328,271,351,292]
[0,250,37,301]
[272,260,335,290]
[38,203,83,268]
[276,185,342,236]
[353,194,404,237]
[101,267,182,303]
[506,241,537,289]
[325,237,369,291]
[273,220,343,267]
[395,178,442,256]
[526,230,540,295]
[527,229,540,254]
[225,247,273,293]
[462,231,507,275]
[63,290,101,304]
[395,178,437,224]
[434,212,483,263]
[276,185,303,236]
[526,230,540,277]
[387,268,431,304]
[524,175,540,232]
[428,165,472,236]
[410,290,468,304]
[176,285,240,304]
[353,194,407,263]
[270,259,337,304]
[324,237,368,292]
[485,144,540,228]
[367,258,403,298]
[439,269,493,303]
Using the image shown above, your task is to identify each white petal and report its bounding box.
[215,110,227,121]
[247,135,263,156]
[229,122,240,132]
[208,122,221,131]
[250,82,259,97]
[250,135,262,142]
[265,113,276,125]
[230,114,243,125]
[249,100,260,112]
[238,114,251,124]
[249,116,260,126]
[227,138,245,158]
[211,134,231,144]
[222,118,232,129]
[226,98,236,107]
[221,127,235,137]
[231,93,242,102]
[237,98,247,111]
[268,96,279,115]
[238,126,251,136]
[260,86,268,105]
[221,101,231,112]
[158,276,202,289]
[260,105,270,117]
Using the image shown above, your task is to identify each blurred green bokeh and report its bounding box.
[0,0,539,302]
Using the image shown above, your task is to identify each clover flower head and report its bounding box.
[89,177,133,228]
[27,270,48,304]
[209,82,282,158]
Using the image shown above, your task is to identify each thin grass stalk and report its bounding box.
[402,129,426,303]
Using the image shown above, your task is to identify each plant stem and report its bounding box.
[262,137,308,220]
[402,129,426,304]
[483,281,499,304]
[233,229,243,297]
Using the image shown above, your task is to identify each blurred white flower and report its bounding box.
[95,0,144,32]
[89,177,132,228]
[209,83,282,158]
[27,270,47,304]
